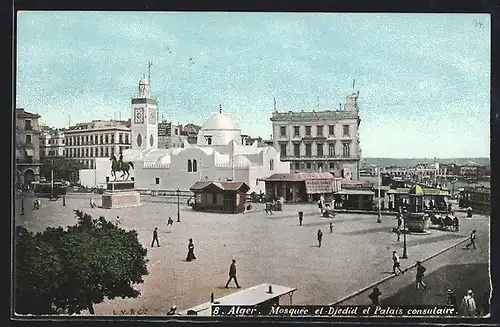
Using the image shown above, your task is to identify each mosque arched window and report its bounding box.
[188,159,193,172]
[270,159,274,171]
[193,159,198,172]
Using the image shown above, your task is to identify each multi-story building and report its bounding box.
[157,121,201,148]
[270,91,362,180]
[16,108,42,187]
[64,119,132,169]
[39,125,66,158]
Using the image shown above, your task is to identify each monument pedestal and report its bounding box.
[101,181,141,209]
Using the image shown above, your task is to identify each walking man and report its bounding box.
[317,229,323,248]
[446,289,458,313]
[415,261,427,290]
[115,216,121,228]
[369,287,382,306]
[225,259,241,288]
[392,251,405,275]
[167,217,174,232]
[298,212,303,226]
[329,222,333,234]
[395,227,401,242]
[461,290,477,316]
[151,227,160,247]
[465,230,477,250]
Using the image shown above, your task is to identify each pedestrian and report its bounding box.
[151,227,160,247]
[467,206,473,218]
[397,215,402,229]
[268,201,274,215]
[298,212,303,226]
[265,202,269,215]
[446,289,458,313]
[395,227,401,242]
[465,230,477,250]
[317,229,323,248]
[115,216,121,227]
[166,305,177,315]
[318,199,323,214]
[447,202,452,213]
[392,251,405,275]
[461,290,477,316]
[225,259,241,288]
[89,196,96,208]
[167,217,174,232]
[368,287,382,306]
[329,222,333,234]
[453,216,459,232]
[415,261,427,290]
[186,238,196,261]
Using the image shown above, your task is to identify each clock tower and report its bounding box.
[131,75,158,151]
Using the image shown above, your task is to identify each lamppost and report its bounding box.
[377,167,382,223]
[20,186,25,215]
[177,188,181,222]
[402,209,408,258]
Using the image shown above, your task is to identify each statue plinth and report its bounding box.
[405,212,431,234]
[102,181,141,209]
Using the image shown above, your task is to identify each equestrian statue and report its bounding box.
[110,152,134,180]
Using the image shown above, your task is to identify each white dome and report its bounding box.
[233,154,251,167]
[156,154,171,165]
[201,113,240,131]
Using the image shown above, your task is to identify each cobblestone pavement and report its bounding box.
[341,217,490,317]
[14,195,490,315]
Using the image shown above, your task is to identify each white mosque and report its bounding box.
[79,75,290,193]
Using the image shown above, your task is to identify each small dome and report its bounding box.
[233,154,251,167]
[201,113,240,131]
[139,75,149,85]
[409,184,424,195]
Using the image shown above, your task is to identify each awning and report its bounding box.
[25,149,35,156]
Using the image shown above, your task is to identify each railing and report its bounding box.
[16,159,41,164]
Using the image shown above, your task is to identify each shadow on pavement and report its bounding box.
[342,226,392,236]
[405,233,466,247]
[381,263,490,312]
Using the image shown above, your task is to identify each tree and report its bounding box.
[14,211,149,314]
[40,157,84,182]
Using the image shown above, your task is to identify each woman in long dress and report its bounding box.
[186,238,196,262]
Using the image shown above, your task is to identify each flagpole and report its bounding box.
[231,141,235,181]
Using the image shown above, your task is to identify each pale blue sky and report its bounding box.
[16,12,490,158]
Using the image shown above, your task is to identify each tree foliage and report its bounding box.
[40,157,84,182]
[15,211,149,315]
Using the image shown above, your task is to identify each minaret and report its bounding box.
[131,72,158,151]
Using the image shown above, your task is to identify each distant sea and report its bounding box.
[361,157,490,168]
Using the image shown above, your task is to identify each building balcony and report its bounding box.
[302,136,327,141]
[16,158,41,165]
[280,154,361,161]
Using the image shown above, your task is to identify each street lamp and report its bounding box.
[402,210,408,258]
[377,167,382,223]
[20,187,25,215]
[177,188,181,222]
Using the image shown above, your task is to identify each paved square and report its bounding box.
[14,194,488,315]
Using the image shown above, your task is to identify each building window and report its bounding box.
[295,162,300,170]
[317,125,323,137]
[318,162,323,170]
[24,120,32,130]
[317,143,323,156]
[119,133,123,144]
[280,143,287,156]
[294,143,300,156]
[111,147,115,155]
[342,142,351,157]
[105,134,109,144]
[175,129,179,135]
[188,159,193,172]
[305,144,312,156]
[306,162,311,169]
[294,126,300,136]
[100,147,104,157]
[193,159,198,172]
[105,147,109,157]
[280,126,286,137]
[343,125,350,136]
[329,143,336,156]
[155,177,160,185]
[329,161,336,170]
[305,126,311,136]
[110,134,114,143]
[99,135,103,144]
[25,134,32,144]
[270,159,274,171]
[90,148,93,157]
[84,135,88,144]
[125,134,129,144]
[207,137,212,145]
[85,148,89,157]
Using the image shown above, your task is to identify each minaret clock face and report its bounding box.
[134,108,144,124]
[149,109,157,125]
